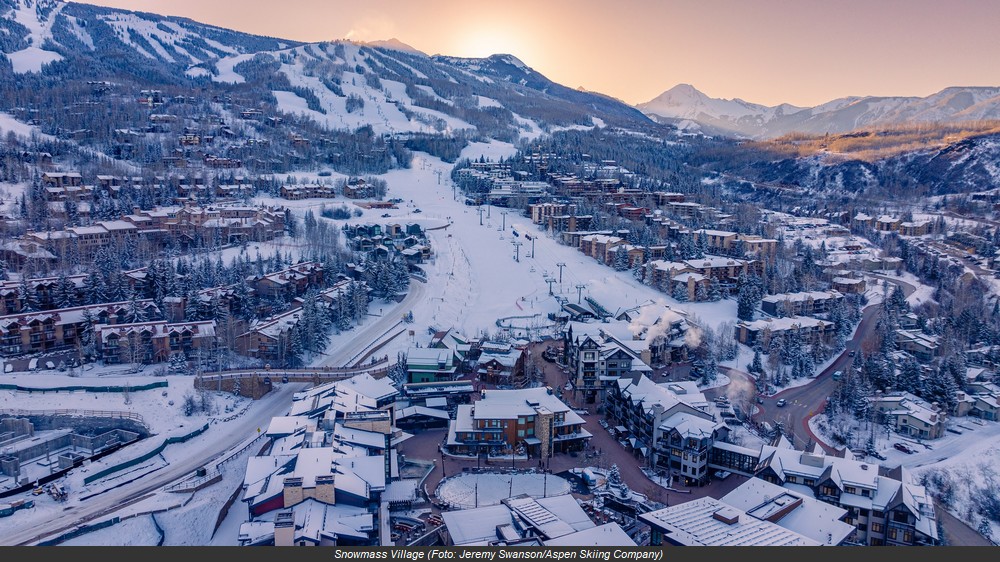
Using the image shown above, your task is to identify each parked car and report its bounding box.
[776,398,787,407]
[893,442,915,454]
[870,451,887,461]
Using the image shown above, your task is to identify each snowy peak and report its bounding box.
[639,83,1000,139]
[365,38,425,56]
[639,83,788,121]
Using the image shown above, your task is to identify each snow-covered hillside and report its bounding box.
[639,84,1000,139]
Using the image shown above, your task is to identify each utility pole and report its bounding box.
[513,241,523,262]
[500,211,508,231]
[530,236,535,258]
[478,206,484,226]
[576,284,586,304]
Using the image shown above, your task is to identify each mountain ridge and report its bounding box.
[639,84,1000,139]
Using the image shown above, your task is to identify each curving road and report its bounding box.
[0,381,306,546]
[1,280,428,546]
[315,278,426,368]
[752,275,916,453]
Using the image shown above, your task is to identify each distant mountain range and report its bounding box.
[639,83,1000,139]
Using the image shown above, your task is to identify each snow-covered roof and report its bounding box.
[471,387,577,422]
[720,478,854,545]
[615,374,702,418]
[659,412,721,439]
[396,405,450,420]
[684,255,747,269]
[286,499,374,543]
[333,425,388,450]
[266,416,315,437]
[640,497,820,546]
[543,523,636,547]
[741,316,831,332]
[762,290,843,304]
[440,504,514,546]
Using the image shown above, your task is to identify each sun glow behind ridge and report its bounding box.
[455,24,531,60]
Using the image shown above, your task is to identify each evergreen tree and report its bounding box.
[55,274,77,309]
[612,246,630,272]
[750,347,764,375]
[708,279,722,302]
[701,354,718,386]
[672,282,688,302]
[897,356,923,395]
[83,272,107,305]
[17,278,39,313]
[125,291,147,323]
[924,365,958,413]
[80,309,97,361]
[695,282,708,302]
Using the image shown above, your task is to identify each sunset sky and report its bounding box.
[75,0,1000,107]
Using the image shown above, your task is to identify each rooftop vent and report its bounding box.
[712,506,740,525]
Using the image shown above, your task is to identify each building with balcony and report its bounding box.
[445,387,591,458]
[754,444,939,546]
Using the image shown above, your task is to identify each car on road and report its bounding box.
[848,350,856,357]
[776,398,787,407]
[893,442,916,454]
[832,371,843,381]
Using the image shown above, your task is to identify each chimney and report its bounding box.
[273,510,295,547]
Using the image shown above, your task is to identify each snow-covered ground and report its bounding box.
[0,367,290,545]
[435,472,571,509]
[810,411,1000,543]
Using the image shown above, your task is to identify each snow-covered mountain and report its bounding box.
[639,84,1000,139]
[0,0,656,146]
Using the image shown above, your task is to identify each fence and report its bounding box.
[0,409,145,424]
[0,380,167,394]
[84,423,209,485]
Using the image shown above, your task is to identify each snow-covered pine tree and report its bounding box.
[612,246,630,272]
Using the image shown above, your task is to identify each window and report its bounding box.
[862,489,871,498]
[888,529,897,540]
[893,511,909,523]
[821,485,837,496]
[903,531,912,543]
[787,475,798,484]
[858,523,867,532]
[860,509,869,517]
[870,538,884,546]
[872,523,883,533]
[845,486,857,495]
